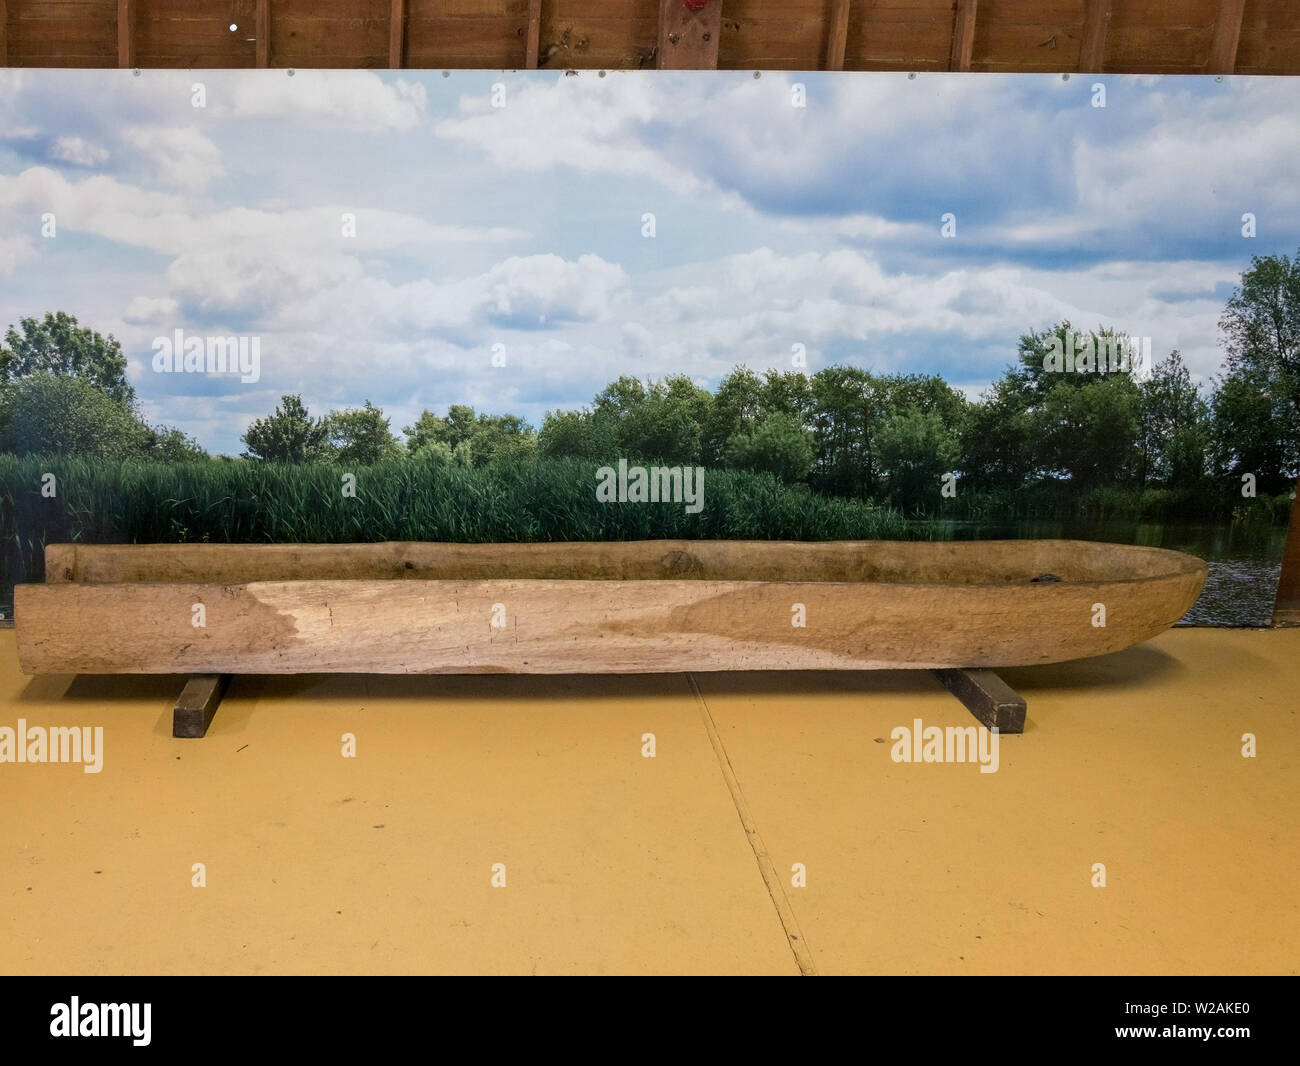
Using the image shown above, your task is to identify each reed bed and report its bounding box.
[0,454,914,595]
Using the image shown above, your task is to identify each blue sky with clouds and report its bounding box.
[1,68,1297,455]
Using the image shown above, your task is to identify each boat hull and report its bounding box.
[14,540,1208,674]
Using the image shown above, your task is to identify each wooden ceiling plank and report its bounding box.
[826,0,850,71]
[525,0,541,66]
[657,0,721,69]
[1079,0,1111,72]
[256,0,269,68]
[1208,0,1246,73]
[949,0,977,71]
[390,0,405,68]
[117,0,133,68]
[0,0,8,68]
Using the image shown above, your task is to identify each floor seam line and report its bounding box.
[685,672,817,976]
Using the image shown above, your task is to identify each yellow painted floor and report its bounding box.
[1,627,1296,975]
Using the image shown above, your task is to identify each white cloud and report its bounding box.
[121,126,225,187]
[49,136,110,167]
[0,234,36,277]
[123,296,181,324]
[435,74,714,197]
[223,72,427,131]
[0,167,526,260]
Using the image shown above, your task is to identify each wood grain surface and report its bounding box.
[16,539,1207,674]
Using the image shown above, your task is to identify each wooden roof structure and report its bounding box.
[0,1,1294,74]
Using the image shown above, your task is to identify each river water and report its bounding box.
[915,519,1288,627]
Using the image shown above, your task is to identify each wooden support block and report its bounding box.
[657,0,721,70]
[173,675,230,738]
[934,668,1026,734]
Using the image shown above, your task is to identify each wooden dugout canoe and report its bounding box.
[14,540,1207,676]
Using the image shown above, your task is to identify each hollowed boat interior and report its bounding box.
[48,539,1207,587]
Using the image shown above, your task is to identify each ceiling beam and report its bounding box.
[0,0,7,68]
[256,0,270,68]
[390,0,405,69]
[1208,0,1246,74]
[525,0,541,68]
[117,0,133,69]
[657,0,722,70]
[949,0,977,72]
[1078,0,1111,73]
[826,0,850,72]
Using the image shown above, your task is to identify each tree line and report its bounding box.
[2,252,1297,516]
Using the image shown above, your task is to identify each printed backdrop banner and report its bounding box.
[0,70,1296,624]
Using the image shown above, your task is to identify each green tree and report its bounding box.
[468,413,537,466]
[1137,350,1210,488]
[144,425,209,463]
[703,367,765,464]
[876,407,960,510]
[958,380,1035,491]
[1033,374,1141,488]
[1007,321,1141,405]
[702,368,816,465]
[807,366,879,497]
[0,311,135,405]
[619,376,711,463]
[403,410,448,455]
[324,400,402,466]
[1219,250,1300,422]
[404,405,536,466]
[760,369,815,421]
[1215,251,1300,489]
[723,411,815,483]
[5,372,148,458]
[538,409,614,460]
[1210,366,1296,494]
[242,394,329,463]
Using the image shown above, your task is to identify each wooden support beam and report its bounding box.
[389,0,405,69]
[0,0,8,68]
[935,669,1026,734]
[656,0,722,70]
[948,0,977,72]
[256,0,270,69]
[825,0,850,72]
[1078,0,1111,73]
[117,0,133,69]
[1272,481,1300,625]
[173,675,230,739]
[1208,0,1246,74]
[525,0,541,68]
